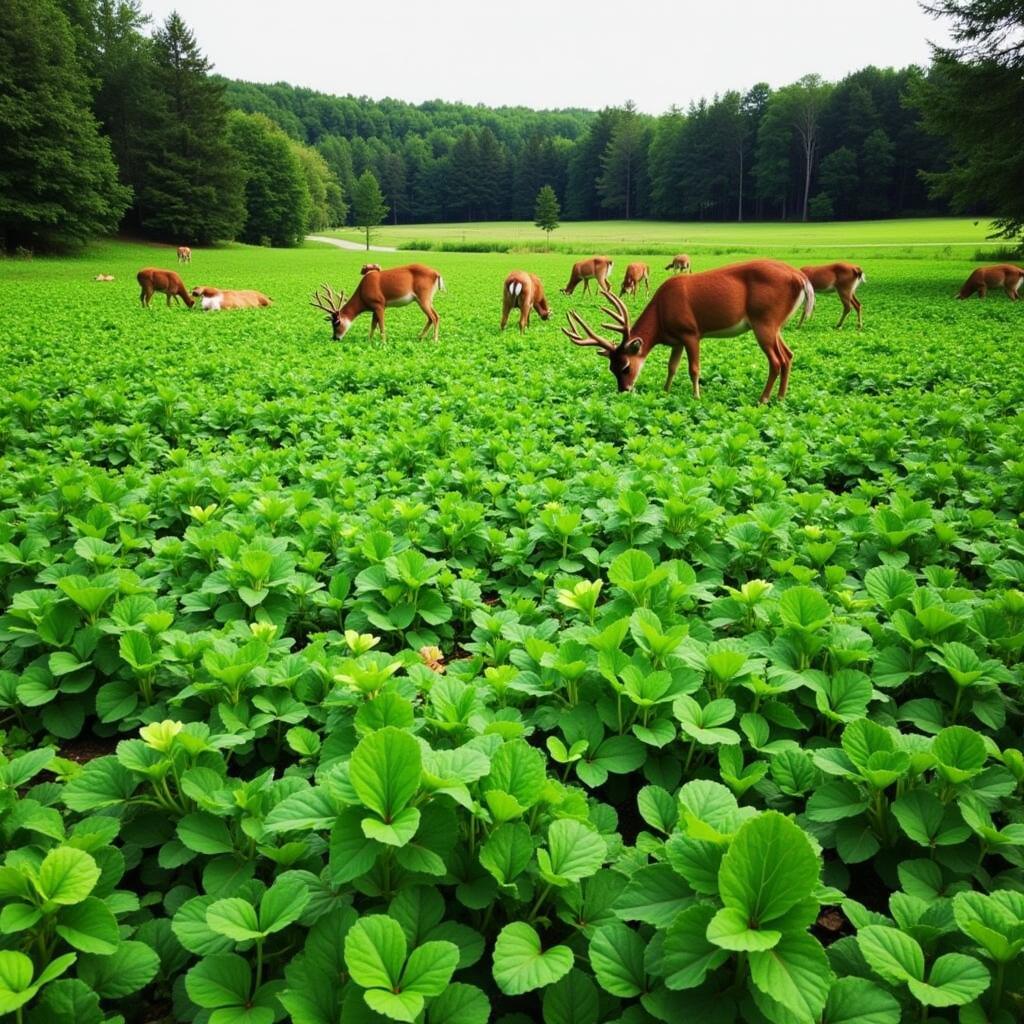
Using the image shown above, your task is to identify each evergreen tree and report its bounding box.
[0,0,130,250]
[915,0,1024,238]
[818,147,859,217]
[137,13,244,243]
[534,185,560,247]
[351,170,388,250]
[859,128,895,216]
[598,101,649,219]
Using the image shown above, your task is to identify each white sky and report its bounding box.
[140,0,952,114]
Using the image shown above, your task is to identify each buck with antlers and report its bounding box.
[665,254,691,274]
[561,256,613,296]
[957,264,1023,300]
[310,263,444,341]
[619,262,651,298]
[501,271,550,333]
[800,262,865,328]
[564,260,813,403]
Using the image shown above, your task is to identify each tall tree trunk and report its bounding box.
[737,148,744,222]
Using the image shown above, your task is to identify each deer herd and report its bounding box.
[131,247,1021,404]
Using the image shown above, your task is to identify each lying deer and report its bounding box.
[137,268,194,308]
[311,263,444,341]
[665,254,691,274]
[620,262,651,298]
[800,262,865,328]
[957,264,1023,300]
[177,246,192,263]
[565,260,812,403]
[191,286,272,310]
[501,271,550,333]
[561,256,613,296]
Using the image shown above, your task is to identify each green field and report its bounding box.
[322,217,1003,257]
[2,238,1024,1024]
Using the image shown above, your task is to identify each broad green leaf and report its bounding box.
[907,953,990,1007]
[821,976,900,1024]
[259,876,310,934]
[613,864,692,928]
[345,915,407,990]
[485,739,547,811]
[185,953,251,1009]
[479,823,533,886]
[349,727,422,822]
[539,819,606,884]
[400,939,458,995]
[364,988,423,1022]
[36,847,100,906]
[207,898,262,942]
[661,902,729,990]
[54,896,119,953]
[542,969,599,1024]
[362,806,421,847]
[748,932,832,1024]
[933,726,987,784]
[779,587,832,632]
[78,941,159,998]
[428,983,490,1024]
[492,922,573,995]
[589,922,646,997]
[718,812,819,925]
[707,905,781,951]
[178,812,234,855]
[856,925,924,984]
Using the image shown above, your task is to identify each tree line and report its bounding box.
[1,0,1020,251]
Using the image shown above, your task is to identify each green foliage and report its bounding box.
[1,239,1024,1023]
[351,170,389,250]
[0,0,129,251]
[534,185,561,243]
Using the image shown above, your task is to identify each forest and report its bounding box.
[1,0,1022,249]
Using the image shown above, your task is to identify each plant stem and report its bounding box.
[255,939,264,990]
[528,884,552,923]
[991,958,1005,1013]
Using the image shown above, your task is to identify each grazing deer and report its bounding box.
[665,254,691,274]
[564,259,813,403]
[191,286,272,310]
[620,262,651,298]
[137,268,194,308]
[311,263,444,341]
[800,263,865,328]
[501,271,550,333]
[177,246,191,263]
[360,263,382,274]
[957,264,1023,300]
[561,256,613,296]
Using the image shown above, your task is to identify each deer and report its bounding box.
[619,262,651,298]
[310,263,444,341]
[665,254,691,274]
[137,268,194,308]
[177,246,191,263]
[800,262,865,328]
[360,263,382,274]
[501,271,550,333]
[191,286,272,310]
[957,264,1024,300]
[561,256,613,296]
[564,260,813,404]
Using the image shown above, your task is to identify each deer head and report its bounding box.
[563,289,644,392]
[310,282,350,340]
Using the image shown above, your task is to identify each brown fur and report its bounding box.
[620,262,651,297]
[561,256,614,295]
[800,262,865,328]
[191,286,272,310]
[312,263,444,341]
[360,263,382,275]
[665,254,691,274]
[566,259,812,403]
[137,267,194,308]
[957,264,1024,300]
[177,246,191,263]
[501,271,550,333]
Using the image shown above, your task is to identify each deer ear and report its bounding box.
[625,338,642,355]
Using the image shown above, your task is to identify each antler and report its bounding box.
[310,282,346,313]
[562,308,616,351]
[597,288,632,340]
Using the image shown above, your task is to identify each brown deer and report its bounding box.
[177,246,191,263]
[501,271,550,333]
[665,254,691,274]
[191,286,272,310]
[800,263,865,328]
[360,263,382,274]
[137,268,194,308]
[620,262,651,298]
[561,256,613,296]
[564,260,813,403]
[311,263,444,341]
[957,264,1023,300]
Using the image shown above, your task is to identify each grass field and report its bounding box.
[322,216,1005,257]
[2,236,1024,1023]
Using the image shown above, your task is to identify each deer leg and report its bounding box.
[754,327,783,403]
[520,307,529,334]
[776,335,793,399]
[500,298,510,331]
[852,294,863,327]
[685,339,702,399]
[583,278,591,296]
[835,292,851,329]
[664,346,684,393]
[978,285,987,299]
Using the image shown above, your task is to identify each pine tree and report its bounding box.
[598,102,649,219]
[534,185,560,248]
[0,0,130,250]
[351,170,388,250]
[136,13,244,243]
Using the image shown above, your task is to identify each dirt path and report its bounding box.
[307,235,397,252]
